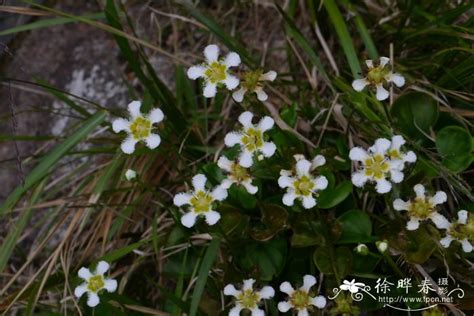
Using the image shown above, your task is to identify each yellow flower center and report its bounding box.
[87,275,105,293]
[237,289,260,309]
[204,61,227,84]
[364,154,390,180]
[129,116,152,140]
[367,66,390,84]
[241,128,264,152]
[449,218,474,241]
[290,289,311,310]
[230,163,251,183]
[189,190,213,214]
[242,70,263,91]
[293,175,315,196]
[408,198,434,219]
[387,149,402,160]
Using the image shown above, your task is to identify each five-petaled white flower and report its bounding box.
[112,101,164,154]
[224,111,276,167]
[74,261,117,307]
[386,135,417,170]
[218,156,258,194]
[224,279,274,316]
[339,279,365,294]
[349,138,405,194]
[440,210,473,253]
[352,56,405,101]
[232,70,277,102]
[187,44,240,98]
[393,184,449,230]
[278,275,327,316]
[278,155,328,209]
[173,174,227,228]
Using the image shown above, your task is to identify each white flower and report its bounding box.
[393,184,449,231]
[217,156,258,194]
[354,244,369,255]
[387,135,417,170]
[187,44,240,98]
[125,169,137,181]
[232,70,277,102]
[339,279,365,293]
[278,275,326,316]
[112,101,164,154]
[278,155,328,209]
[224,279,274,316]
[224,111,276,167]
[376,240,388,254]
[440,210,473,253]
[349,138,404,194]
[173,174,227,228]
[352,57,405,101]
[74,261,117,307]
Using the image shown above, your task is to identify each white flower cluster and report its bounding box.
[74,261,117,307]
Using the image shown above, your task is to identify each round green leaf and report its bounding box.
[317,181,352,209]
[336,210,374,243]
[313,246,352,279]
[436,125,473,172]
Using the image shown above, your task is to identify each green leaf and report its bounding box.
[436,125,473,172]
[280,103,298,128]
[318,181,352,209]
[0,111,106,216]
[250,204,288,241]
[313,246,352,280]
[337,210,374,243]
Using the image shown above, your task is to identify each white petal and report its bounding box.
[365,60,374,68]
[211,185,228,201]
[301,275,316,292]
[261,70,277,81]
[217,156,233,171]
[255,87,268,101]
[145,133,161,149]
[95,261,109,275]
[296,159,312,176]
[224,52,241,68]
[351,171,369,187]
[125,169,137,181]
[314,176,328,190]
[406,218,420,230]
[204,44,219,62]
[375,178,392,194]
[457,210,468,225]
[174,193,192,207]
[87,292,100,307]
[78,267,92,280]
[251,308,264,316]
[430,213,450,229]
[229,306,242,316]
[379,56,390,67]
[203,82,217,98]
[352,78,369,91]
[312,155,326,168]
[74,283,88,298]
[224,75,240,90]
[242,179,258,194]
[278,175,294,188]
[127,100,142,118]
[220,179,234,189]
[429,191,447,206]
[224,132,243,147]
[283,192,297,206]
[312,296,327,309]
[112,118,129,133]
[279,281,295,295]
[121,136,138,154]
[404,151,417,163]
[302,196,317,209]
[148,108,164,124]
[239,150,254,168]
[258,286,275,299]
[414,184,425,198]
[204,211,221,225]
[440,235,454,248]
[192,174,207,191]
[187,65,205,80]
[349,147,368,161]
[376,84,389,101]
[461,239,473,253]
[238,111,254,128]
[391,135,405,150]
[261,142,276,157]
[224,284,240,297]
[297,309,309,316]
[387,73,405,87]
[393,199,409,211]
[232,87,247,102]
[390,169,404,183]
[258,116,274,132]
[181,212,197,228]
[278,301,293,312]
[372,138,391,154]
[104,279,117,293]
[242,279,255,291]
